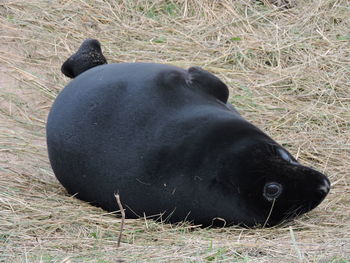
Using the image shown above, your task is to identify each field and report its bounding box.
[0,0,349,262]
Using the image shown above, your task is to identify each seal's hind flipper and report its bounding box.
[61,39,107,78]
[186,67,229,103]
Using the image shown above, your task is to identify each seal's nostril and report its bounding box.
[319,179,330,195]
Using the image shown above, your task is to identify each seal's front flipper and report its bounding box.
[186,67,229,103]
[61,39,107,78]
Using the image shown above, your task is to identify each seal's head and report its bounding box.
[213,135,330,226]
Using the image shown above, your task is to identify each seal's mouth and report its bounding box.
[284,180,330,220]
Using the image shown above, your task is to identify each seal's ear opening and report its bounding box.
[186,66,229,103]
[61,39,107,78]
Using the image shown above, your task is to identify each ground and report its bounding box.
[0,0,349,262]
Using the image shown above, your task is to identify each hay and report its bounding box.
[0,0,349,262]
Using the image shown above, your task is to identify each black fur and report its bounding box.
[61,39,107,78]
[47,40,330,227]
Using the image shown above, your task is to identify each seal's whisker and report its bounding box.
[283,205,304,220]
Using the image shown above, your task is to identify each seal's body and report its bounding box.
[47,40,330,227]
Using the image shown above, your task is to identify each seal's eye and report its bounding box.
[263,182,283,201]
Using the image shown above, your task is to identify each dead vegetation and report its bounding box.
[0,0,349,262]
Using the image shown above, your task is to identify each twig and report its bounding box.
[289,226,304,262]
[115,193,125,248]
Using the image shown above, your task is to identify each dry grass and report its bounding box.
[0,0,349,262]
